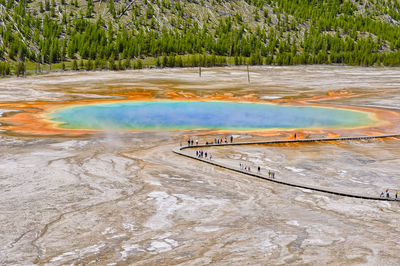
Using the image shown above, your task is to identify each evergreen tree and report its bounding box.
[108,53,116,70]
[86,0,93,17]
[117,58,123,70]
[123,58,131,69]
[72,59,78,70]
[109,0,116,19]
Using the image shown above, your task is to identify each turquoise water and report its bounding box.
[49,101,375,131]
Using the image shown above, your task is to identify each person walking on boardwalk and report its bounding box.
[230,135,233,143]
[396,191,398,199]
[268,170,271,178]
[188,139,190,146]
[196,139,198,145]
[258,166,260,173]
[386,188,390,198]
[380,192,384,198]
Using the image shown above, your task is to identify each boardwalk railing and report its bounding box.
[173,134,400,201]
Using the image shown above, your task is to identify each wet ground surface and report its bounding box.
[1,66,400,265]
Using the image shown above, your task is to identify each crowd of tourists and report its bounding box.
[187,135,234,146]
[187,139,194,146]
[195,150,212,160]
[380,189,399,199]
[211,135,233,144]
[239,163,276,179]
[188,135,279,180]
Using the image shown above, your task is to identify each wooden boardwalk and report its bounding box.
[173,134,400,201]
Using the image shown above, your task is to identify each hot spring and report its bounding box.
[49,101,377,131]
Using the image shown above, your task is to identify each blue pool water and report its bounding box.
[49,101,375,131]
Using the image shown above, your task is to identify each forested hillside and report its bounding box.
[1,0,400,76]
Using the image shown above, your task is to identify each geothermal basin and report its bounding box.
[1,66,400,265]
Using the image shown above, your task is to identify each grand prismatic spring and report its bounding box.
[1,66,400,265]
[49,101,377,131]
